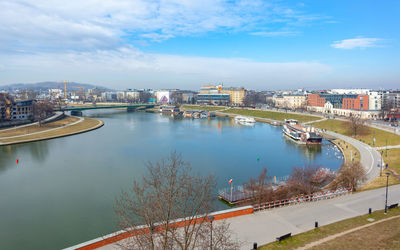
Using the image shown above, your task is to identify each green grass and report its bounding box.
[361,148,400,190]
[181,105,226,111]
[313,119,400,147]
[260,207,400,250]
[221,108,321,123]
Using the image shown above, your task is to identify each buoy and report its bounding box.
[16,158,19,164]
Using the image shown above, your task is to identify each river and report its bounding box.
[0,110,343,249]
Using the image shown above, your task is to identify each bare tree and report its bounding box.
[287,166,320,196]
[349,115,365,136]
[33,100,54,126]
[139,92,152,103]
[115,152,240,249]
[332,162,367,191]
[244,168,273,206]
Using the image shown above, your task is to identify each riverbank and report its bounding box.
[0,116,104,146]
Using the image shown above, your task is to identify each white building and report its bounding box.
[156,91,170,104]
[368,91,382,110]
[330,89,370,95]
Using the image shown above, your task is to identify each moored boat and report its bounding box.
[282,119,322,144]
[234,115,256,124]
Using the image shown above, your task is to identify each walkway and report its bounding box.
[226,184,400,249]
[0,116,83,140]
[0,111,64,132]
[87,185,400,250]
[303,118,327,125]
[325,131,381,183]
[375,144,400,150]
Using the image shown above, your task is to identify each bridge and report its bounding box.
[55,104,156,113]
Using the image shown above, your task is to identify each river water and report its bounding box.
[0,110,343,249]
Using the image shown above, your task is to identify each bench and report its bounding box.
[388,203,399,209]
[276,233,291,242]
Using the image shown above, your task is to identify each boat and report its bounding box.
[271,121,280,126]
[282,119,322,144]
[234,115,256,124]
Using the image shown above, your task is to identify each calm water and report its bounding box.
[0,111,343,250]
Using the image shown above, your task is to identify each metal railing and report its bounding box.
[253,187,352,212]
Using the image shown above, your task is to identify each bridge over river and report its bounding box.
[56,103,156,112]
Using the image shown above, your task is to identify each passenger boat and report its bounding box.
[234,115,256,123]
[282,119,322,144]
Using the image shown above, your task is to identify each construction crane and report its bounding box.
[64,80,67,100]
[56,80,68,101]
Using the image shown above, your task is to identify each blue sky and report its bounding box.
[0,0,399,90]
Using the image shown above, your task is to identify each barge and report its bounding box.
[282,119,322,144]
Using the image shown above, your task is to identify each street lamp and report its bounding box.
[380,151,383,176]
[384,172,390,215]
[208,216,215,250]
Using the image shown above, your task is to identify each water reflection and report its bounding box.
[0,141,50,174]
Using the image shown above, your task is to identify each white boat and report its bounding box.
[234,115,256,123]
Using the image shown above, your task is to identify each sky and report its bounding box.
[0,0,399,90]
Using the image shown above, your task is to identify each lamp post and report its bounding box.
[150,224,155,250]
[208,216,215,250]
[384,172,390,215]
[380,151,383,176]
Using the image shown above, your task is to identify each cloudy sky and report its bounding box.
[0,0,399,90]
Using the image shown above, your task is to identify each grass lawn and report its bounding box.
[181,105,226,111]
[221,108,321,123]
[0,116,79,137]
[312,216,400,249]
[361,148,400,190]
[313,119,400,147]
[0,117,102,145]
[260,207,400,250]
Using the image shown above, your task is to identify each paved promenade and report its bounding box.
[94,185,400,250]
[226,184,400,249]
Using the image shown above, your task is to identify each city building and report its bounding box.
[368,91,382,111]
[274,94,306,109]
[308,93,369,110]
[197,85,230,105]
[197,85,245,105]
[125,90,141,102]
[307,93,382,119]
[0,94,13,121]
[220,87,246,106]
[12,100,35,120]
[181,92,195,104]
[156,90,170,104]
[383,91,400,109]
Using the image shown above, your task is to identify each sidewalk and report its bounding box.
[226,184,400,249]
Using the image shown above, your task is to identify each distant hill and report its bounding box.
[0,82,112,92]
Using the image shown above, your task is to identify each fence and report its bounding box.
[253,187,352,212]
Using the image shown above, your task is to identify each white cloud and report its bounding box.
[0,47,332,90]
[331,38,383,49]
[0,0,325,51]
[0,0,333,89]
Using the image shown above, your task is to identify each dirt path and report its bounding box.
[297,215,400,250]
